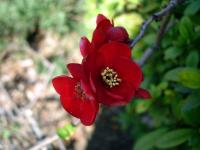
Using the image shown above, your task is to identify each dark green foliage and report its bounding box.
[155,129,195,149]
[134,128,169,150]
[164,67,200,89]
[181,92,200,125]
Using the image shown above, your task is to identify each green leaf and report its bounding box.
[179,17,194,42]
[184,0,200,15]
[164,67,200,89]
[64,124,76,136]
[2,129,11,139]
[57,124,76,140]
[150,84,161,98]
[189,134,200,147]
[192,144,200,150]
[143,33,156,45]
[134,100,152,114]
[164,68,184,82]
[181,92,200,125]
[57,127,70,139]
[179,68,200,89]
[156,129,195,149]
[164,47,182,60]
[186,51,199,68]
[134,128,168,150]
[171,99,183,120]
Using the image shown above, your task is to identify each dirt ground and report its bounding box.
[0,32,133,150]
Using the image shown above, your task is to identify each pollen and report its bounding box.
[74,82,86,100]
[101,67,122,88]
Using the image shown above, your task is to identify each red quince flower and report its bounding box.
[80,14,129,57]
[52,64,99,125]
[82,41,150,106]
[52,14,151,126]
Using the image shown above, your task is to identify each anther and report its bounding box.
[101,67,122,88]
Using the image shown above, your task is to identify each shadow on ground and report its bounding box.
[86,108,133,150]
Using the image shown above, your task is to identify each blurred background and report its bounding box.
[0,0,200,150]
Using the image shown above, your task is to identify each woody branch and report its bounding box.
[130,0,185,49]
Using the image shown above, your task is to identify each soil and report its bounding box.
[86,108,133,150]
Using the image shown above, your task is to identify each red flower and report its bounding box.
[52,14,151,126]
[80,14,129,57]
[52,64,99,125]
[82,41,150,106]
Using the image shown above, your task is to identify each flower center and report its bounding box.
[101,67,122,88]
[74,82,86,100]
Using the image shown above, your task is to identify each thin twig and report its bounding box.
[28,135,59,150]
[23,109,44,140]
[57,139,67,150]
[130,0,185,49]
[0,81,19,119]
[138,13,171,66]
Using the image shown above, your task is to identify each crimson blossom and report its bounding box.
[52,63,99,125]
[82,41,151,106]
[52,14,151,126]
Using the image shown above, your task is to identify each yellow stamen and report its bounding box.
[101,67,122,88]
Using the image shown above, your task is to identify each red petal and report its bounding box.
[80,37,92,57]
[80,99,99,125]
[97,42,131,65]
[80,80,94,100]
[135,88,151,99]
[52,76,81,118]
[141,74,144,82]
[89,73,96,93]
[60,95,81,119]
[91,76,133,106]
[106,80,135,102]
[67,63,85,79]
[82,51,102,77]
[52,76,76,96]
[114,57,142,89]
[97,80,134,106]
[67,63,95,99]
[107,26,129,42]
[106,90,124,100]
[102,98,131,106]
[92,19,113,49]
[97,89,130,106]
[96,14,108,25]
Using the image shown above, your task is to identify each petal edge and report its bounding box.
[135,88,151,99]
